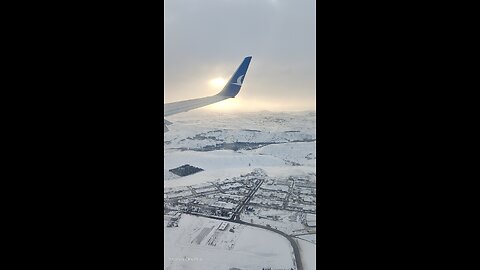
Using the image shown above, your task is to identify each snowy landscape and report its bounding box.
[164,111,316,270]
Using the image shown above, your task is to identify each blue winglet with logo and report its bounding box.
[217,56,252,98]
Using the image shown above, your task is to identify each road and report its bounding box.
[231,178,264,222]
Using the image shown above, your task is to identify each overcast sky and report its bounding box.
[164,0,316,112]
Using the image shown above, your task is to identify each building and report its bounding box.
[218,222,228,231]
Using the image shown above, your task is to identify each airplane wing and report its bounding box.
[164,56,252,132]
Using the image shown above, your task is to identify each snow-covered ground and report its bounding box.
[164,111,316,187]
[296,234,316,244]
[164,111,316,269]
[164,111,316,141]
[241,207,307,235]
[164,214,295,270]
[252,141,316,166]
[296,238,316,270]
[306,213,316,227]
[163,149,316,188]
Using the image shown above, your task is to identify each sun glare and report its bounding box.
[206,98,242,111]
[209,77,227,89]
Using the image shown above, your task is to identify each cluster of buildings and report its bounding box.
[163,170,316,222]
[164,170,265,219]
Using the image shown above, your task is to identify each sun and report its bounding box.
[209,77,227,89]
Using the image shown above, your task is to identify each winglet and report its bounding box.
[217,56,252,97]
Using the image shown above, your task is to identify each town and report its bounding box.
[164,169,316,235]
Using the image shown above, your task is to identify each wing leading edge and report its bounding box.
[164,56,252,118]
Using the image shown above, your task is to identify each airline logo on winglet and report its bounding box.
[232,75,245,86]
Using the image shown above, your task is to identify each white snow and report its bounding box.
[306,214,316,227]
[253,141,316,166]
[163,149,316,188]
[296,238,316,270]
[164,214,295,270]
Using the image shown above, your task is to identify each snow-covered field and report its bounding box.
[296,238,316,270]
[252,141,316,166]
[164,111,316,187]
[164,214,295,270]
[163,149,317,188]
[164,111,316,140]
[241,207,306,235]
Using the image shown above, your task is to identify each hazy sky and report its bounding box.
[164,0,316,112]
